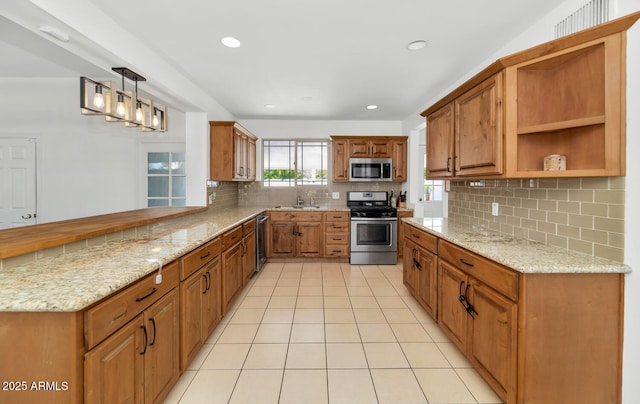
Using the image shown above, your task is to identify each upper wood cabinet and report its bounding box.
[331,138,349,182]
[422,12,640,179]
[330,136,408,182]
[349,138,392,157]
[210,121,258,181]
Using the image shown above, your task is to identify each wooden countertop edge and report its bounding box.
[0,206,208,259]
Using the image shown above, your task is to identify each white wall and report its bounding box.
[617,2,640,403]
[0,77,186,223]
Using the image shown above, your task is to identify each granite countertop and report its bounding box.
[0,207,268,312]
[404,217,631,274]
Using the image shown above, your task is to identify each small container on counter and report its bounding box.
[543,154,566,171]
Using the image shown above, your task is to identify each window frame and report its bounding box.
[262,139,329,187]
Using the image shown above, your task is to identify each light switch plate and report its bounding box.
[491,202,499,216]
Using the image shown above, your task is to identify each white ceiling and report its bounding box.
[1,0,564,120]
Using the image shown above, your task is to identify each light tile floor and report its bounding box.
[164,261,503,404]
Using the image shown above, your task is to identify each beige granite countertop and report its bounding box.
[0,207,268,312]
[404,217,631,274]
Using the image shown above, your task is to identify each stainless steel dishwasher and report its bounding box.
[255,213,268,272]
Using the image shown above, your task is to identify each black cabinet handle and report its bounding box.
[140,325,148,355]
[136,288,158,302]
[206,271,211,292]
[447,157,452,173]
[202,273,208,294]
[200,251,211,260]
[459,258,474,267]
[149,318,157,346]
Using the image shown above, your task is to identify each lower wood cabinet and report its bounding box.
[404,225,623,404]
[85,288,180,404]
[222,226,244,314]
[242,219,257,284]
[268,211,324,258]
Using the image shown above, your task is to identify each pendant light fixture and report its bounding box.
[81,67,167,132]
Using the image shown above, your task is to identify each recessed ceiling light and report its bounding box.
[406,40,428,51]
[366,105,378,110]
[264,104,276,109]
[221,37,241,48]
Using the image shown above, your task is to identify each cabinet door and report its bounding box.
[417,248,437,319]
[437,260,468,353]
[454,73,503,176]
[246,137,256,180]
[203,257,222,338]
[392,139,407,181]
[242,231,256,284]
[467,281,517,403]
[179,269,206,369]
[348,139,370,157]
[369,139,392,157]
[402,239,418,296]
[332,139,349,182]
[222,242,243,313]
[233,129,247,179]
[426,103,455,178]
[296,221,323,257]
[144,289,180,404]
[85,316,145,404]
[270,222,295,257]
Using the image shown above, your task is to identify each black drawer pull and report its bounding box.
[136,287,158,302]
[459,258,474,267]
[149,318,157,346]
[140,325,148,355]
[200,251,211,260]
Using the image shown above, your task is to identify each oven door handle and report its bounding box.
[350,217,397,222]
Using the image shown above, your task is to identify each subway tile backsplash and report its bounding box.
[449,177,625,262]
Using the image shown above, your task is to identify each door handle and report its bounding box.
[22,214,33,219]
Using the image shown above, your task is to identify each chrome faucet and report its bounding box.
[296,194,305,206]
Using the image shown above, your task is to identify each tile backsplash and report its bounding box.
[448,177,625,262]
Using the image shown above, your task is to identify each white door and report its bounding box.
[0,138,37,229]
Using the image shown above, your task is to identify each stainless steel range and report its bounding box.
[347,191,398,265]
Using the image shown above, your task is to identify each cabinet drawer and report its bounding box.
[180,237,221,280]
[325,245,349,257]
[269,211,293,221]
[439,240,518,301]
[325,233,349,244]
[326,221,349,232]
[222,226,243,250]
[405,224,438,254]
[243,219,256,235]
[85,260,179,349]
[324,211,349,221]
[269,211,324,222]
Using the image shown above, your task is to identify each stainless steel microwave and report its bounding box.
[349,158,392,182]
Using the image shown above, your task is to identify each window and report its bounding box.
[263,140,328,187]
[147,152,186,206]
[422,146,444,201]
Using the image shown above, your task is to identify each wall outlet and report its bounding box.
[208,192,216,205]
[491,202,499,216]
[332,192,340,199]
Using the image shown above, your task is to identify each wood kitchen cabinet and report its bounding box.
[348,138,391,158]
[330,136,408,182]
[222,226,244,314]
[210,121,258,181]
[242,219,257,284]
[85,264,181,404]
[324,211,350,258]
[391,138,408,181]
[268,211,324,258]
[396,210,413,258]
[425,74,503,179]
[179,237,222,369]
[437,240,517,403]
[422,13,640,179]
[331,138,349,182]
[403,223,437,319]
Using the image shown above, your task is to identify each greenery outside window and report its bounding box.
[263,140,328,187]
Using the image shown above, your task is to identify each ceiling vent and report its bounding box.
[555,0,610,38]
